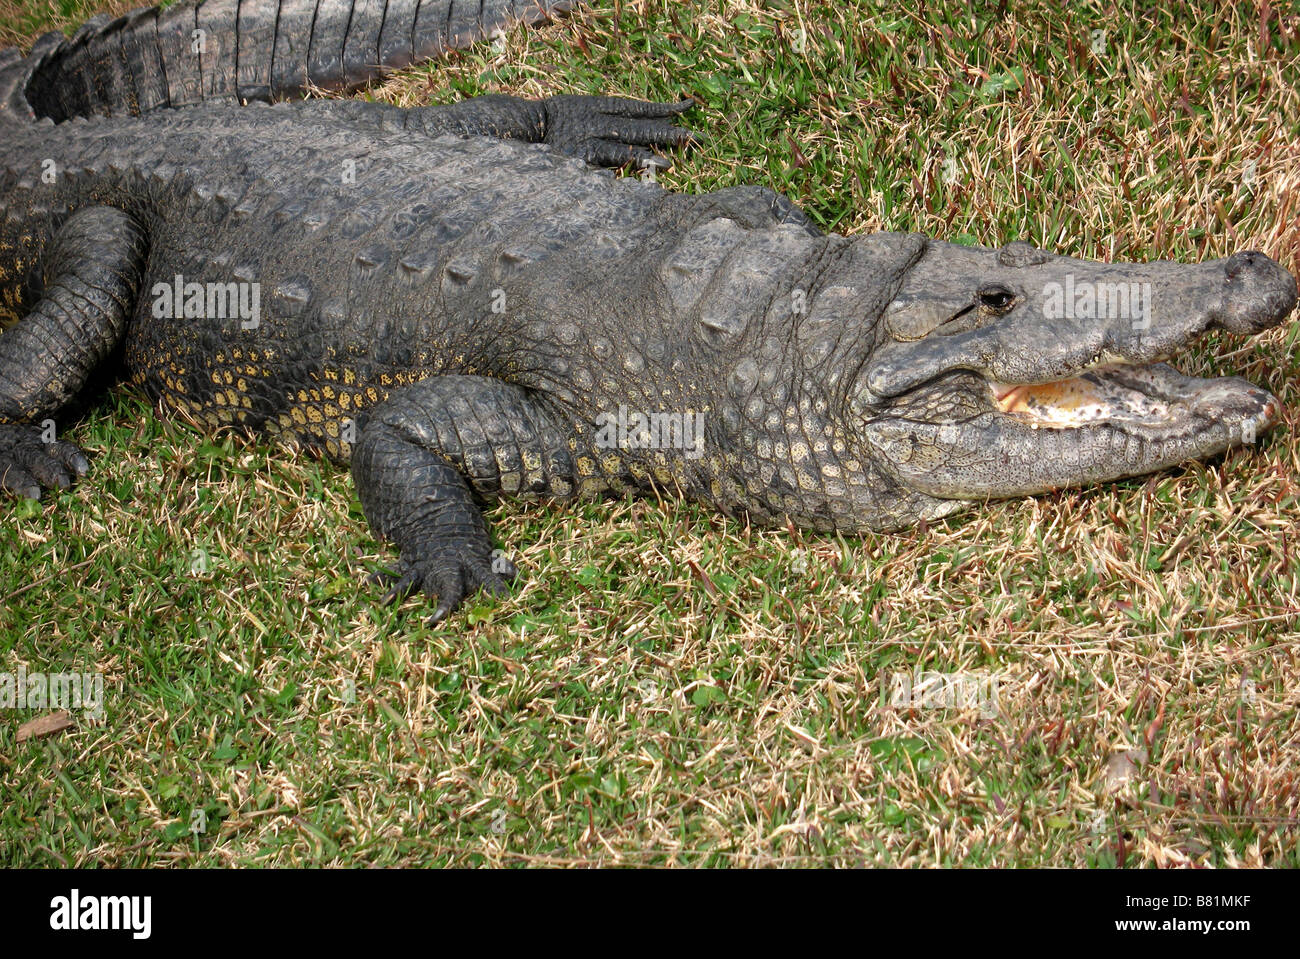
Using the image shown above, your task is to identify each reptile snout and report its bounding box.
[1215,250,1297,334]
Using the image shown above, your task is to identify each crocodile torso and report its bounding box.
[3,95,899,522]
[1,1,1295,621]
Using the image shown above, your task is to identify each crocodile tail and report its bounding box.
[0,30,62,122]
[1,0,573,123]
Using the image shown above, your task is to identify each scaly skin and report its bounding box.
[1,1,1296,623]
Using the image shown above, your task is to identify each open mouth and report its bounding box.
[986,363,1281,436]
[862,361,1283,502]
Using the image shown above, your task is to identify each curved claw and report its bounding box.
[0,464,40,501]
[372,562,422,606]
[584,139,676,171]
[424,562,513,625]
[542,94,700,170]
[0,425,89,500]
[369,545,515,623]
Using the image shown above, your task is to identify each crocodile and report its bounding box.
[1,1,1296,622]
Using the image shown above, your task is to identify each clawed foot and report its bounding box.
[542,94,700,170]
[369,541,517,625]
[0,424,89,499]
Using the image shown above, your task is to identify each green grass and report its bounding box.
[2,0,1299,866]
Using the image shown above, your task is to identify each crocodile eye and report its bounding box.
[978,285,1017,314]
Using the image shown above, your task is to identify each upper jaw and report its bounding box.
[863,247,1298,402]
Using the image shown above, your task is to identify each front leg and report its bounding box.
[351,375,579,623]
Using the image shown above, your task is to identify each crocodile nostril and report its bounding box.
[1225,250,1263,279]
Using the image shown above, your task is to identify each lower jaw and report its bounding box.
[987,363,1281,438]
[890,382,1278,501]
[919,420,1273,500]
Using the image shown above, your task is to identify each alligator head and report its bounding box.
[853,239,1297,508]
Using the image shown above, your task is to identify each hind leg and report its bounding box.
[0,205,147,498]
[285,93,699,169]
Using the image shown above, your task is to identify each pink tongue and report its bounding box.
[990,381,1029,403]
[992,377,1118,420]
